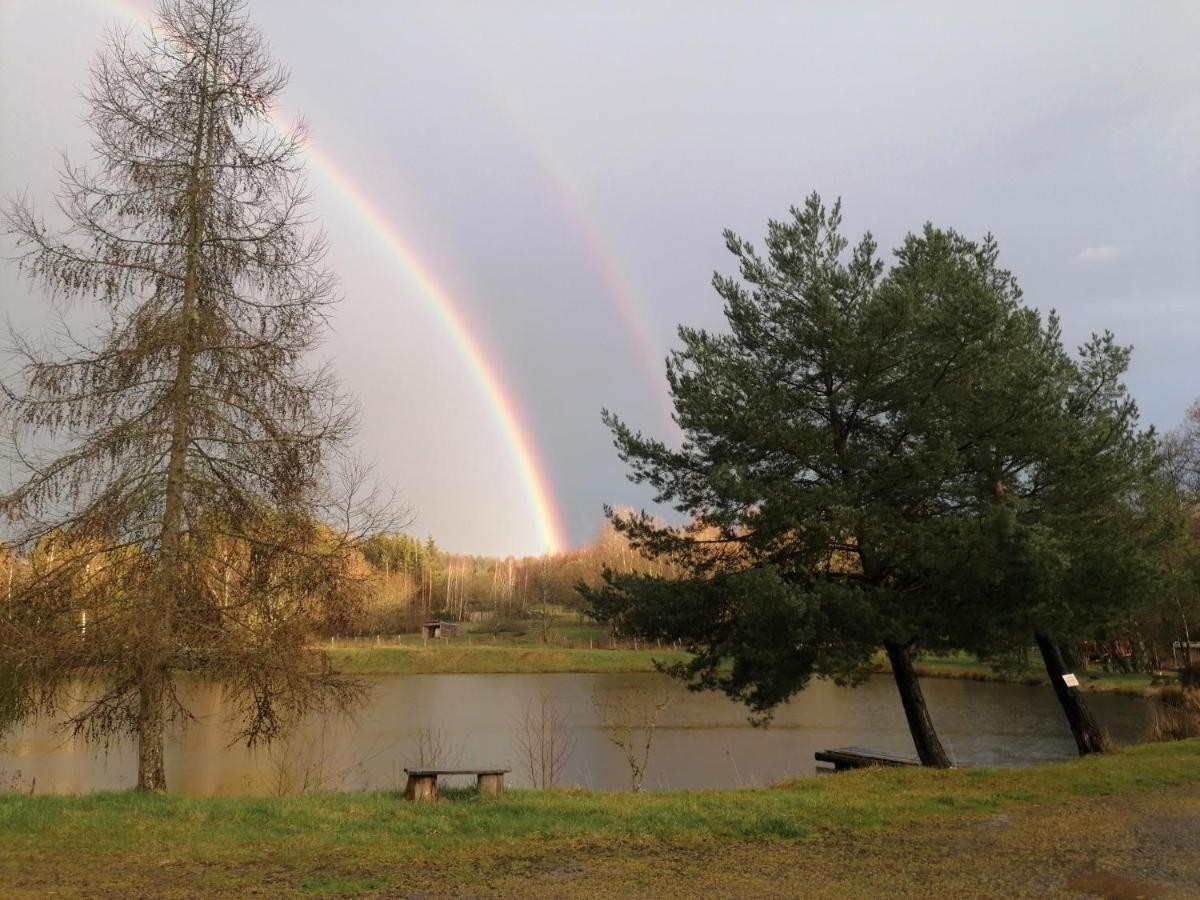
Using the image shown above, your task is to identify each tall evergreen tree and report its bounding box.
[586,194,1137,767]
[0,0,379,790]
[935,332,1168,754]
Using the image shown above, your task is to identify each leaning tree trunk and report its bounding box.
[1034,631,1109,755]
[884,641,953,768]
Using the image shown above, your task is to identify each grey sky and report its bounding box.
[1,1,1197,555]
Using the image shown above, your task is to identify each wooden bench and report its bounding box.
[815,747,921,773]
[403,768,510,801]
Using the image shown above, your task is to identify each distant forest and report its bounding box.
[351,511,682,632]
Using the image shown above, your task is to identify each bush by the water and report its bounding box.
[1152,686,1200,741]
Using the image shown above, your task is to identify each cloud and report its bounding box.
[1076,245,1130,265]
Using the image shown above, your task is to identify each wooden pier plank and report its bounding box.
[815,747,922,772]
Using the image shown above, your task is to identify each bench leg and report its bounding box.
[476,773,505,796]
[405,774,438,802]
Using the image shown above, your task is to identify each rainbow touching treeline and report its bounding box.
[293,139,570,554]
[82,0,571,553]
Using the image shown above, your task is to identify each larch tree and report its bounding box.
[0,0,382,791]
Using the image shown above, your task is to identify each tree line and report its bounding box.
[349,516,680,632]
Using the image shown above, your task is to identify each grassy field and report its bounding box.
[326,616,689,675]
[906,651,1161,696]
[325,618,1165,696]
[329,643,690,675]
[1,740,1197,897]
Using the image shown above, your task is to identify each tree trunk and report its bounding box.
[140,18,218,794]
[1035,631,1109,755]
[136,674,167,791]
[883,641,953,768]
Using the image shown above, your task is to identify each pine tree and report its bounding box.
[586,194,1147,767]
[934,332,1168,753]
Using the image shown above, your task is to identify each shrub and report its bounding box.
[478,618,528,637]
[1151,687,1200,742]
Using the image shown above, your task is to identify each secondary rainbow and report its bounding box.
[87,0,569,553]
[488,88,676,430]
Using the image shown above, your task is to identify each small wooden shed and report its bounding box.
[422,621,459,639]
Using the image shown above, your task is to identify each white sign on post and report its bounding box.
[1062,673,1080,688]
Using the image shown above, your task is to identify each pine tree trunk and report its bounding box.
[884,641,953,768]
[136,674,167,791]
[1034,631,1109,755]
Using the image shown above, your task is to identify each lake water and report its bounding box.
[0,673,1155,794]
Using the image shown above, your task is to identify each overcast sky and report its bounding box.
[1,1,1197,555]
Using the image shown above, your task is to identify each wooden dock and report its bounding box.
[815,746,921,773]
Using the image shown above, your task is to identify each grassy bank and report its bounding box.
[1,740,1197,897]
[325,620,1165,697]
[325,616,689,675]
[332,642,1161,696]
[903,652,1161,696]
[329,644,690,675]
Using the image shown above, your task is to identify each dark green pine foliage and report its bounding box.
[930,331,1168,754]
[586,193,1151,766]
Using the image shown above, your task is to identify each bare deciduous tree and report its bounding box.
[0,0,388,790]
[265,714,369,798]
[593,686,674,792]
[405,725,464,771]
[514,690,574,788]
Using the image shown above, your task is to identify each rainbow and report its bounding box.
[413,6,675,430]
[500,100,676,428]
[292,139,569,554]
[77,0,569,553]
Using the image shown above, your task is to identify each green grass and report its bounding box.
[340,619,634,651]
[325,620,1168,694]
[901,651,1162,696]
[325,616,689,674]
[1,740,1197,897]
[329,644,690,675]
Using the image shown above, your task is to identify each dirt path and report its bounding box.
[403,790,1200,899]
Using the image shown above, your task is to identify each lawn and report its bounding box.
[906,651,1162,696]
[329,643,690,675]
[326,615,689,675]
[1,740,1197,897]
[324,618,1167,697]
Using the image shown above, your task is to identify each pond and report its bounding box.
[0,673,1156,794]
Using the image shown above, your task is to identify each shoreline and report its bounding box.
[326,642,1167,696]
